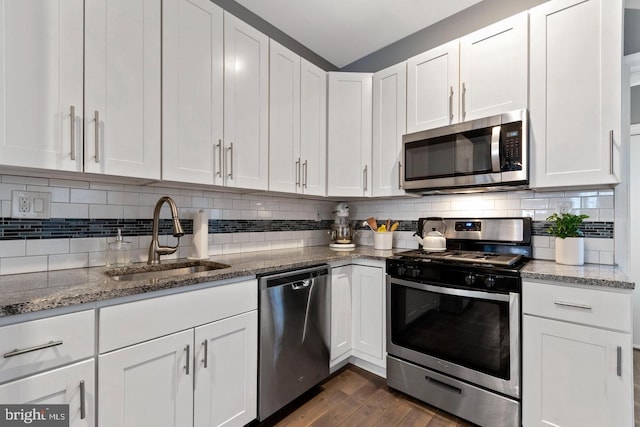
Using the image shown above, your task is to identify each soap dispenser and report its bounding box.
[107,228,132,267]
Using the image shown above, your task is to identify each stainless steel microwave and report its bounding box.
[402,109,528,193]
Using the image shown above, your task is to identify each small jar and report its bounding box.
[106,229,132,267]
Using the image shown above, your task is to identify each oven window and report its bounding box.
[390,283,510,380]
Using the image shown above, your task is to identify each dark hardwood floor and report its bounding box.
[261,365,475,427]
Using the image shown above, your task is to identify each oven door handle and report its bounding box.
[490,125,501,173]
[389,277,510,303]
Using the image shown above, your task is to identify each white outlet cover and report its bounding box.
[11,190,51,219]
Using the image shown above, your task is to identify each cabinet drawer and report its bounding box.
[0,310,95,384]
[523,281,631,332]
[99,278,257,353]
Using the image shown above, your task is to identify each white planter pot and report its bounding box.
[555,237,584,265]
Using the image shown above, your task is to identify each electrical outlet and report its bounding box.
[11,191,51,219]
[558,202,572,214]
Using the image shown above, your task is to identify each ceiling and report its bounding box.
[234,0,483,68]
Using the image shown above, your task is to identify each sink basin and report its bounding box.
[106,261,231,282]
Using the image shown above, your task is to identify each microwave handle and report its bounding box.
[491,125,501,173]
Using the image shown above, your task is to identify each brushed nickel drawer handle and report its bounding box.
[303,160,308,189]
[617,346,622,377]
[185,345,190,375]
[449,86,454,120]
[227,142,234,179]
[295,158,301,187]
[216,140,223,178]
[4,340,63,358]
[554,301,592,310]
[461,82,467,119]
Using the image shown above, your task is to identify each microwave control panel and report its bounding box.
[501,121,523,171]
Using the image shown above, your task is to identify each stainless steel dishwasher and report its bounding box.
[258,265,331,421]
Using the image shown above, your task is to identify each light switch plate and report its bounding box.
[11,190,51,219]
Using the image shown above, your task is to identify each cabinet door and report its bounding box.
[300,58,327,196]
[0,359,95,427]
[530,0,622,188]
[523,316,633,427]
[330,265,352,364]
[162,0,223,185]
[85,0,161,179]
[98,329,193,427]
[327,72,372,197]
[194,311,258,427]
[224,12,269,190]
[269,40,301,194]
[459,12,528,121]
[406,40,459,132]
[0,0,83,171]
[351,265,385,362]
[372,62,406,197]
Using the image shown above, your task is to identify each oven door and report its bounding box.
[386,276,520,398]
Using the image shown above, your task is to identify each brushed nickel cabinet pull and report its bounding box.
[70,106,76,161]
[609,130,614,175]
[461,83,467,119]
[398,161,402,190]
[295,158,301,187]
[216,140,223,177]
[184,345,190,375]
[363,165,368,192]
[227,143,234,179]
[94,111,100,163]
[303,160,308,189]
[554,301,592,310]
[3,340,63,358]
[449,86,454,120]
[79,380,86,419]
[202,339,208,368]
[617,346,622,377]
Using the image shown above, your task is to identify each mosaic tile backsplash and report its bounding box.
[0,173,617,274]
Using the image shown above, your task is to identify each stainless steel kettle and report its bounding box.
[414,218,447,251]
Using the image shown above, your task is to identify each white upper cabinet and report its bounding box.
[85,0,161,179]
[299,58,327,196]
[162,0,224,185]
[0,0,84,172]
[530,0,622,189]
[327,72,373,197]
[269,40,301,193]
[269,40,327,196]
[407,13,527,133]
[372,62,406,197]
[224,12,269,190]
[459,12,528,121]
[407,41,459,133]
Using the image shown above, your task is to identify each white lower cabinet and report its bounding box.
[193,311,258,427]
[330,262,385,375]
[522,280,633,427]
[0,359,95,427]
[98,329,194,427]
[98,279,258,427]
[99,312,257,427]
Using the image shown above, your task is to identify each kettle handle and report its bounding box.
[422,217,447,233]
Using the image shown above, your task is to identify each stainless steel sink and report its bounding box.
[106,261,231,282]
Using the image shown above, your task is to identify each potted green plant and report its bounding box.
[546,212,589,265]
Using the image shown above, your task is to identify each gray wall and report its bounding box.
[209,0,338,71]
[340,0,549,72]
[625,9,640,55]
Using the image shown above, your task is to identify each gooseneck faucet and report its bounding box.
[148,196,185,264]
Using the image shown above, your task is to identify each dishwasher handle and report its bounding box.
[291,279,312,290]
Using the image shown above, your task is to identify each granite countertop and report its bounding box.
[521,260,634,290]
[0,246,398,318]
[0,246,634,318]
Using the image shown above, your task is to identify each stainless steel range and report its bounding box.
[386,217,532,427]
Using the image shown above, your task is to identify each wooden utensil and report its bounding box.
[366,217,377,231]
[390,222,399,232]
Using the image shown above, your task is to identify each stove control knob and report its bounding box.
[465,274,475,286]
[484,276,496,289]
